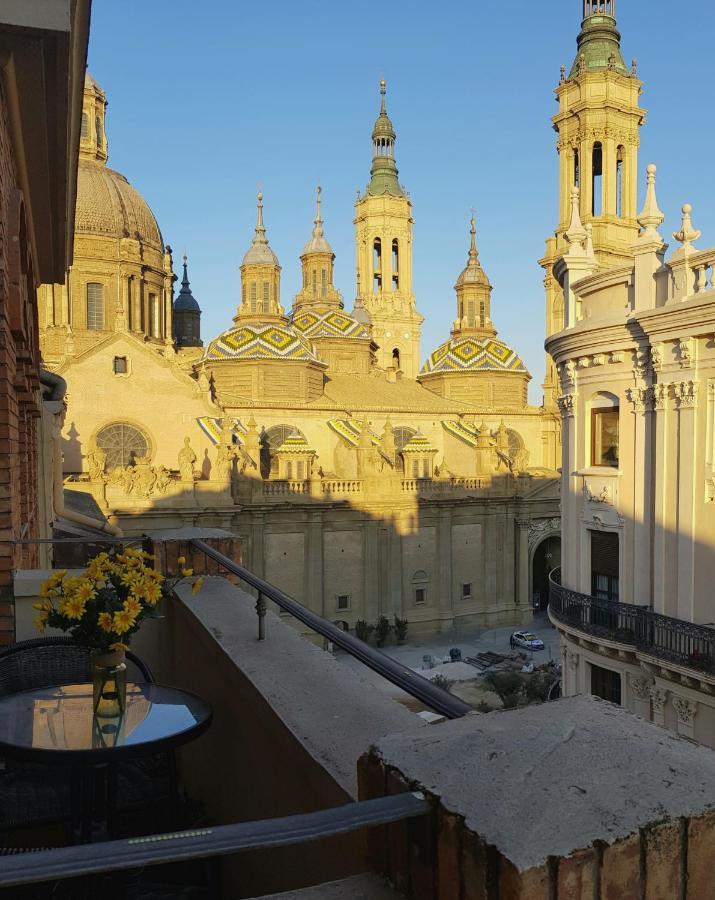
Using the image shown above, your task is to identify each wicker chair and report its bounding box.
[0,635,153,696]
[0,637,177,841]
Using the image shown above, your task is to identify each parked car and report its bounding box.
[510,631,545,651]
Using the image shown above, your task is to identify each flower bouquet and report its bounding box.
[35,548,201,719]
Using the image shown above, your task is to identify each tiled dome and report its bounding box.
[203,322,323,363]
[421,336,527,375]
[291,309,371,341]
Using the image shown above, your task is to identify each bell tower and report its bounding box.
[354,81,423,379]
[540,0,645,405]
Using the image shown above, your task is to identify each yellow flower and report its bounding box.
[112,607,138,634]
[109,642,129,652]
[123,596,142,617]
[86,556,111,581]
[33,613,48,632]
[181,568,194,578]
[140,580,162,606]
[191,577,203,595]
[177,556,186,566]
[75,580,96,603]
[120,569,141,588]
[59,595,86,620]
[97,611,114,633]
[33,600,53,613]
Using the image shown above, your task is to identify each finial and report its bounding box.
[379,78,387,114]
[631,58,638,76]
[468,214,479,265]
[637,163,665,239]
[672,203,701,253]
[312,184,324,238]
[254,191,267,243]
[560,64,566,83]
[565,186,587,251]
[584,223,595,258]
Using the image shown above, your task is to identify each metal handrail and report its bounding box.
[0,792,429,887]
[191,538,473,720]
[548,568,715,676]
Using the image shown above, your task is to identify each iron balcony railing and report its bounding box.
[549,568,715,676]
[190,538,473,720]
[0,792,429,888]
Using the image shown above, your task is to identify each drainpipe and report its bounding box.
[40,370,123,537]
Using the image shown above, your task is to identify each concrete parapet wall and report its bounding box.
[358,696,715,899]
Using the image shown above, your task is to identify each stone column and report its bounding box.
[675,382,698,621]
[650,685,668,728]
[652,383,671,614]
[516,519,530,609]
[437,506,453,627]
[628,387,652,606]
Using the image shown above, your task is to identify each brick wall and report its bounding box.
[0,77,43,645]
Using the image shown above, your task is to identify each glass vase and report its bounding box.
[91,648,127,719]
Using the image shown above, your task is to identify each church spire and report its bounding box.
[453,215,494,338]
[367,80,403,197]
[294,186,341,310]
[172,254,202,348]
[237,192,283,323]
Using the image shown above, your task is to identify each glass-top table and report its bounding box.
[0,682,212,764]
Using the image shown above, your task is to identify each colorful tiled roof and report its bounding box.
[197,417,245,446]
[291,309,371,341]
[420,336,527,375]
[442,420,483,447]
[276,430,315,454]
[327,419,393,463]
[401,431,438,454]
[203,323,323,364]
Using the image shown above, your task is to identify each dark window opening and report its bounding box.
[590,663,621,705]
[113,356,127,374]
[392,347,401,370]
[574,148,580,187]
[462,583,472,599]
[95,116,103,147]
[336,594,350,611]
[392,239,399,289]
[616,147,624,218]
[591,530,619,603]
[373,238,382,292]
[415,587,426,605]
[592,142,603,216]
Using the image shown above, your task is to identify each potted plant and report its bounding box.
[34,548,201,717]
[375,615,392,648]
[394,616,409,645]
[354,619,374,643]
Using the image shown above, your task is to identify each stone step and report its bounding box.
[249,873,403,898]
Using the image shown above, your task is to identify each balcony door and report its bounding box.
[590,531,619,602]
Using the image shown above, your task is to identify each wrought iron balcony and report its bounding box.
[548,568,715,677]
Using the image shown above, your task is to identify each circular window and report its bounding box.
[96,423,149,470]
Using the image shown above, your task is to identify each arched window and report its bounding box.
[312,269,317,295]
[373,238,382,292]
[412,570,428,605]
[86,282,104,330]
[591,392,619,468]
[263,281,269,309]
[479,300,486,328]
[392,347,401,370]
[95,422,149,470]
[321,269,327,297]
[573,148,580,187]
[250,283,257,313]
[260,424,306,479]
[95,116,103,147]
[616,146,624,218]
[392,239,399,289]
[592,142,603,216]
[81,113,89,140]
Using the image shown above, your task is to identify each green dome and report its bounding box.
[570,14,629,77]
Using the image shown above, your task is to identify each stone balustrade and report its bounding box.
[321,480,364,494]
[262,480,309,496]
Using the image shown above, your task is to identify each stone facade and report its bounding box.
[40,77,560,635]
[545,5,715,747]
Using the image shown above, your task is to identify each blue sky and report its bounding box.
[88,0,714,404]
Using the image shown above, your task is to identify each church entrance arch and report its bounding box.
[531,534,561,613]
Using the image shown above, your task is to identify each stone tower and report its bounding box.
[354,81,423,379]
[235,192,284,324]
[540,0,645,405]
[293,187,342,312]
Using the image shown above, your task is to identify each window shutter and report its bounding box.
[591,531,619,577]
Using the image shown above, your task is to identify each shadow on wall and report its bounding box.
[62,420,82,471]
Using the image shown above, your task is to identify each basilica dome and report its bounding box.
[75,160,163,250]
[203,322,322,363]
[421,336,527,375]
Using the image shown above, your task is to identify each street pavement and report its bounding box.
[335,613,562,701]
